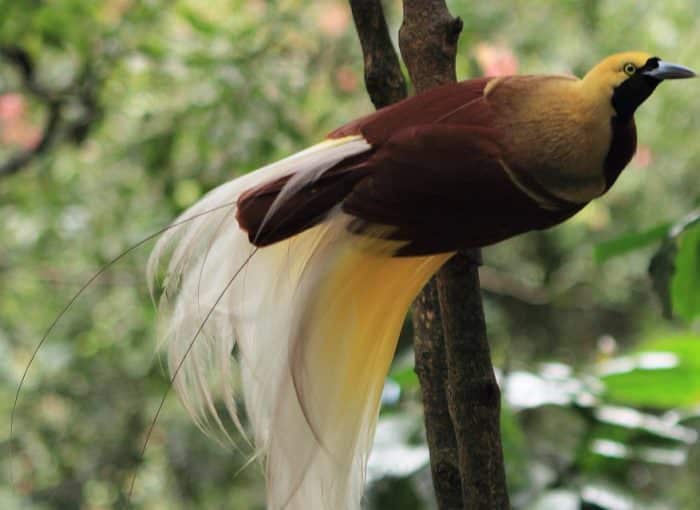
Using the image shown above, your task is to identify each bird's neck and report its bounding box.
[499,77,614,202]
[574,77,617,124]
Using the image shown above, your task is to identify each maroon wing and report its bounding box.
[237,79,492,246]
[328,78,493,143]
[342,123,582,256]
[236,153,372,246]
[237,77,582,254]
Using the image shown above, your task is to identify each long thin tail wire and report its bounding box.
[9,200,238,490]
[127,248,258,503]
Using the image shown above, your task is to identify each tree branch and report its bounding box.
[399,1,510,508]
[394,2,468,505]
[348,0,407,108]
[437,252,510,508]
[348,1,509,507]
[348,2,465,505]
[399,1,463,91]
[412,279,463,509]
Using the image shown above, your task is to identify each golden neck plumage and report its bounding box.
[487,74,618,204]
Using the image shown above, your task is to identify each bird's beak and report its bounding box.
[643,61,697,80]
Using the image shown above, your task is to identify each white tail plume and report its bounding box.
[148,136,451,509]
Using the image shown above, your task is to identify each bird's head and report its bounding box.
[582,51,695,120]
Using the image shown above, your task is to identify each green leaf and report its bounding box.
[601,334,700,408]
[671,223,700,321]
[644,335,700,366]
[649,239,677,319]
[390,366,419,391]
[669,210,700,239]
[594,223,670,264]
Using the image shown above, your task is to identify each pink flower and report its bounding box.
[318,3,351,38]
[0,93,40,150]
[632,145,653,169]
[474,43,519,77]
[0,93,25,121]
[335,66,359,93]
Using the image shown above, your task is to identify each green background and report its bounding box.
[1,0,699,508]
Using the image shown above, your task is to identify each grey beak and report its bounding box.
[643,61,697,80]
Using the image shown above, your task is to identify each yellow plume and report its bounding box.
[148,136,450,508]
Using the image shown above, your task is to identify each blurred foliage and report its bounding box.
[1,0,699,509]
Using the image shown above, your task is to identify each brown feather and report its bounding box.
[328,78,493,142]
[341,124,582,255]
[237,68,641,255]
[236,153,372,246]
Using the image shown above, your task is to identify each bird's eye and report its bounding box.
[623,63,637,76]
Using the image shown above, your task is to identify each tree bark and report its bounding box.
[399,0,463,91]
[348,0,407,109]
[400,1,509,508]
[398,6,467,505]
[348,1,510,508]
[412,279,463,509]
[437,253,510,509]
[349,2,463,506]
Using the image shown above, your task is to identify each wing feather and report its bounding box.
[343,123,583,255]
[238,77,582,257]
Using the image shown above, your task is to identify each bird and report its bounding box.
[148,52,695,509]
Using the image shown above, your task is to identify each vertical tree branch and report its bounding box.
[348,1,509,507]
[348,0,407,108]
[397,3,468,506]
[349,2,464,506]
[399,1,510,509]
[399,1,463,90]
[412,279,463,509]
[437,252,510,508]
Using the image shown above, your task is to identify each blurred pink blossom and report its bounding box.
[0,93,41,150]
[318,3,350,37]
[0,93,25,121]
[474,43,519,77]
[335,65,359,93]
[632,145,653,168]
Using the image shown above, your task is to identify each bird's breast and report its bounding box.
[489,77,614,205]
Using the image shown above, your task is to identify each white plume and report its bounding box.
[147,135,449,509]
